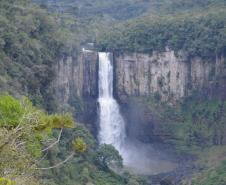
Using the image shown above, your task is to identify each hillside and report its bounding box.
[0,0,78,111]
[97,0,226,60]
[34,0,223,20]
[34,0,152,20]
[34,0,226,59]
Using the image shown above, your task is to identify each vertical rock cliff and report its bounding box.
[53,48,225,142]
[114,50,226,102]
[53,49,226,107]
[54,50,98,105]
[53,50,98,128]
[113,50,225,142]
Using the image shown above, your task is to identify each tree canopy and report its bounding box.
[95,0,226,60]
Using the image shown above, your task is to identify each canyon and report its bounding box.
[2,0,226,184]
[53,48,226,144]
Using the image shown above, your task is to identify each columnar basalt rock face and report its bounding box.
[54,50,98,105]
[114,50,225,102]
[54,49,225,104]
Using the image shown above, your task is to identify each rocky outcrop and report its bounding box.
[114,50,226,102]
[53,49,98,129]
[54,50,98,105]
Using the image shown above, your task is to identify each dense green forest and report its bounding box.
[128,93,226,184]
[34,0,225,20]
[34,0,151,20]
[96,0,226,60]
[0,0,78,111]
[35,0,226,60]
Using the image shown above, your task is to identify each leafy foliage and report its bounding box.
[0,0,77,111]
[0,178,15,185]
[94,144,123,170]
[0,94,25,127]
[37,113,74,131]
[97,1,226,60]
[0,95,76,184]
[189,160,226,185]
[40,125,146,185]
[138,93,226,151]
[136,94,226,184]
[73,137,87,154]
[35,0,151,20]
[173,98,226,150]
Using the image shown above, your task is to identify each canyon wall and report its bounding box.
[53,49,226,141]
[53,50,98,129]
[113,50,226,142]
[54,49,226,104]
[114,49,226,103]
[54,50,98,105]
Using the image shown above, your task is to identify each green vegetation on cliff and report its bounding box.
[0,0,78,111]
[181,146,226,185]
[35,0,226,54]
[97,1,226,60]
[0,94,146,185]
[35,0,151,20]
[138,94,226,151]
[132,94,226,184]
[193,160,226,185]
[0,94,75,184]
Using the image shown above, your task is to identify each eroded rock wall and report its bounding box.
[53,49,226,142]
[54,49,225,104]
[54,50,98,105]
[114,50,225,102]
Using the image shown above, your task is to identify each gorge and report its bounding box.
[52,47,226,180]
[1,0,226,184]
[54,49,226,143]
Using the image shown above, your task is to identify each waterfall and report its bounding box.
[97,52,176,175]
[98,52,126,152]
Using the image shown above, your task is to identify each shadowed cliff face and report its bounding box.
[54,50,98,103]
[53,50,99,133]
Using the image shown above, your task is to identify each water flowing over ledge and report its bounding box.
[97,52,177,175]
[98,52,126,152]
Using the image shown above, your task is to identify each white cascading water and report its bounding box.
[98,52,126,152]
[97,52,176,175]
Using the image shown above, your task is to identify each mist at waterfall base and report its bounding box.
[97,52,176,175]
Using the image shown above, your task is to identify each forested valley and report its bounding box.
[1,0,226,185]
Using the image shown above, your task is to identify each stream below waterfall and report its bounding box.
[98,52,177,175]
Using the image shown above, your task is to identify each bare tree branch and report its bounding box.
[41,128,63,152]
[16,141,26,147]
[35,152,74,170]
